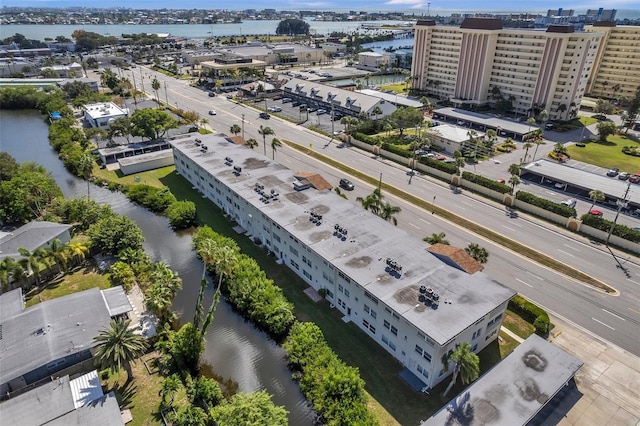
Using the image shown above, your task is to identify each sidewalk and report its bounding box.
[548,316,640,425]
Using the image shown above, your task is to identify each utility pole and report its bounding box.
[241,114,245,139]
[605,182,632,276]
[164,81,169,106]
[131,71,138,109]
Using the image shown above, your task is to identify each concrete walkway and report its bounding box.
[500,326,524,343]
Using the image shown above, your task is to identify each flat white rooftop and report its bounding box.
[171,134,515,346]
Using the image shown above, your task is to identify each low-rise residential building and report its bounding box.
[83,102,128,129]
[427,124,485,155]
[40,62,83,78]
[411,18,603,121]
[584,22,640,101]
[171,133,516,390]
[0,286,132,395]
[282,77,397,119]
[357,51,395,71]
[0,221,72,262]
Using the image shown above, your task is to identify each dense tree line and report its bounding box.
[2,33,47,49]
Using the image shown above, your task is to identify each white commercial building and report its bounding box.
[411,18,602,121]
[83,102,128,129]
[171,133,516,390]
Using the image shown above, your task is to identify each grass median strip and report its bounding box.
[284,140,616,294]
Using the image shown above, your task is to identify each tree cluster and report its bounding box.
[2,33,46,49]
[275,18,310,35]
[0,157,62,225]
[284,322,378,425]
[71,30,119,52]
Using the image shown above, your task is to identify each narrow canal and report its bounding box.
[0,109,314,424]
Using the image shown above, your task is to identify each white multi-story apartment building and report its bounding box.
[584,22,640,101]
[171,133,515,390]
[412,18,603,121]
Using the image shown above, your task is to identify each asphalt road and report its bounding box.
[119,66,640,355]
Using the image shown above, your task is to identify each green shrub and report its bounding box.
[462,171,511,194]
[508,295,550,335]
[580,213,640,243]
[420,157,457,174]
[516,191,577,217]
[125,184,177,213]
[166,200,197,229]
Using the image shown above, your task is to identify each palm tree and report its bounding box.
[588,189,605,212]
[340,116,359,134]
[258,125,274,156]
[160,374,181,407]
[423,232,450,245]
[522,140,533,165]
[538,109,549,128]
[419,96,431,113]
[66,241,89,268]
[151,77,161,106]
[442,342,480,397]
[453,150,465,175]
[508,175,521,193]
[194,238,217,329]
[380,202,401,226]
[93,318,148,382]
[270,137,283,160]
[356,188,383,216]
[245,138,258,150]
[18,247,45,287]
[553,142,568,160]
[199,117,209,132]
[48,238,69,275]
[230,124,241,136]
[200,246,237,338]
[0,257,26,291]
[465,243,489,264]
[79,152,94,201]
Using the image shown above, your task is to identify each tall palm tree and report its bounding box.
[538,109,549,128]
[194,239,217,329]
[442,342,480,397]
[271,137,282,160]
[465,243,489,264]
[522,140,533,164]
[258,125,274,156]
[245,138,258,149]
[356,188,383,216]
[18,247,45,287]
[150,262,182,295]
[588,189,605,212]
[0,257,26,291]
[380,202,401,226]
[48,238,69,275]
[453,150,465,175]
[229,124,241,137]
[151,77,161,106]
[93,318,148,382]
[201,245,237,338]
[423,232,450,245]
[145,283,175,323]
[199,117,209,132]
[66,241,89,268]
[508,175,521,194]
[79,152,94,201]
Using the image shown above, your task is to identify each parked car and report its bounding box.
[545,123,554,130]
[618,172,630,180]
[317,109,328,115]
[282,98,292,103]
[629,173,640,183]
[307,106,318,112]
[561,198,577,208]
[272,95,283,100]
[267,106,282,112]
[292,100,301,107]
[606,168,619,177]
[589,209,604,216]
[208,110,217,115]
[339,178,354,191]
[226,94,234,99]
[208,92,216,97]
[259,112,270,119]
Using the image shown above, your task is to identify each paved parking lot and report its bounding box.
[265,97,345,135]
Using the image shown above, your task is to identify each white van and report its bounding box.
[561,198,577,208]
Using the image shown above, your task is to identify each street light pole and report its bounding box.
[241,114,245,139]
[605,182,632,276]
[164,81,169,106]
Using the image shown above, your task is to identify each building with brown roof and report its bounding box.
[427,243,484,274]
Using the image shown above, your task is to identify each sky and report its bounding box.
[4,0,640,12]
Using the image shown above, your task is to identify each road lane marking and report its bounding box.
[602,309,626,321]
[628,279,639,285]
[510,223,522,227]
[563,244,580,252]
[526,271,544,281]
[460,201,472,207]
[628,307,640,316]
[409,222,420,229]
[503,226,516,232]
[557,249,575,258]
[419,218,432,225]
[592,318,615,330]
[516,278,532,288]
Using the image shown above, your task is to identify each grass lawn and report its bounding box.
[502,309,535,340]
[101,353,171,426]
[93,165,176,189]
[579,115,598,126]
[498,331,520,358]
[156,171,510,425]
[379,83,409,94]
[24,265,111,308]
[566,134,640,171]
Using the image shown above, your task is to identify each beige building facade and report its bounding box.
[584,22,640,101]
[412,18,602,121]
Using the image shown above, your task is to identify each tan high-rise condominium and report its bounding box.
[585,22,640,102]
[411,18,602,121]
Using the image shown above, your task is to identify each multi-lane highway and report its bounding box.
[118,66,640,355]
